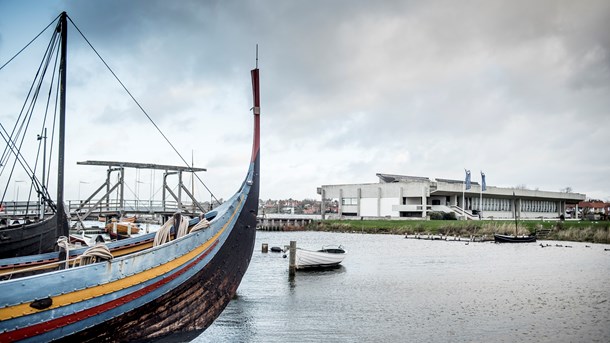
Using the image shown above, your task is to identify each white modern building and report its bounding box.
[318,173,586,220]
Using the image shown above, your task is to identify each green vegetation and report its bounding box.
[308,219,610,244]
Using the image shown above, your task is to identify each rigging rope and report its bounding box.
[0,21,60,209]
[67,16,219,204]
[1,13,223,209]
[0,14,60,72]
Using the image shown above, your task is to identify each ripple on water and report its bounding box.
[191,232,610,343]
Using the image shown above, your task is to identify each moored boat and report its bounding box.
[0,213,66,259]
[494,192,536,243]
[0,12,261,342]
[295,245,346,269]
[104,220,141,235]
[493,233,536,243]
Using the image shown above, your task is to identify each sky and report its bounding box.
[0,0,609,204]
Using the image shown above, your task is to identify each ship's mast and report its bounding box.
[57,12,68,237]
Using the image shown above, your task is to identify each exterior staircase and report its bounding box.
[450,206,479,220]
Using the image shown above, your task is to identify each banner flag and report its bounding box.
[481,172,486,191]
[465,169,471,190]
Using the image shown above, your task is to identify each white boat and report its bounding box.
[295,245,346,269]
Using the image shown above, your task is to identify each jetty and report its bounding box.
[404,233,494,242]
[257,214,320,231]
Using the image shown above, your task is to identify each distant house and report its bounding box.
[318,173,586,220]
[566,201,609,220]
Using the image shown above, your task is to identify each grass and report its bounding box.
[307,219,610,244]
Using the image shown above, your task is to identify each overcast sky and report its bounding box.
[1,0,609,204]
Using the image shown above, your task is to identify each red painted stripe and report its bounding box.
[1,240,219,342]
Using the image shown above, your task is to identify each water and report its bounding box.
[191,231,610,343]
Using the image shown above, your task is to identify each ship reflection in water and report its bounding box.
[191,231,610,343]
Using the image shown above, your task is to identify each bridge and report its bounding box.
[257,214,321,231]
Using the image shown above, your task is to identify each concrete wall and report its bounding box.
[360,198,378,216]
[320,177,585,220]
[380,198,399,217]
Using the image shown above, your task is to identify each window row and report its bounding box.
[471,198,511,211]
[341,197,358,206]
[520,200,558,212]
[471,198,558,212]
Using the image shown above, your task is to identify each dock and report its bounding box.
[404,234,494,242]
[257,214,320,231]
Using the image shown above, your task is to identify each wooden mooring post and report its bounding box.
[261,243,268,253]
[288,240,296,276]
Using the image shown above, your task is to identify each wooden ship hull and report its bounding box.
[0,214,62,259]
[0,12,261,342]
[493,234,536,243]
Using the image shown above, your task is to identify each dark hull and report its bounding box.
[0,214,59,259]
[62,154,259,342]
[494,234,536,243]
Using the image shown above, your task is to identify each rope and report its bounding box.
[78,242,113,266]
[176,216,189,238]
[153,215,190,246]
[0,14,60,71]
[153,218,173,246]
[190,217,210,233]
[67,16,219,205]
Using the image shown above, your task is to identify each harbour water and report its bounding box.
[192,231,610,342]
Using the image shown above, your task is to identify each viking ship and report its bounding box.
[0,12,260,342]
[494,192,536,243]
[0,12,72,258]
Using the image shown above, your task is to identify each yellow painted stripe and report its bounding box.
[0,195,244,321]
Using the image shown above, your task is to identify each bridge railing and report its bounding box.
[0,200,208,219]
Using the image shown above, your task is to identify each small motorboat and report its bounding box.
[295,245,346,269]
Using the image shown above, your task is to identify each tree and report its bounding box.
[560,186,573,193]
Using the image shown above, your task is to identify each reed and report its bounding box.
[311,219,610,243]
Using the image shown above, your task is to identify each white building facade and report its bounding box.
[318,173,586,220]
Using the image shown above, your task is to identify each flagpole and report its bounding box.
[462,180,465,216]
[463,169,468,218]
[479,176,483,219]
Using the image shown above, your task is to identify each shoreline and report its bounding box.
[294,219,610,244]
